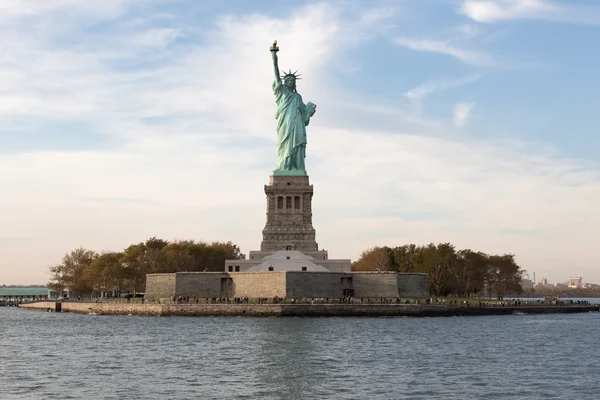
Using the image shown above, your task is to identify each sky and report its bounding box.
[1,0,599,285]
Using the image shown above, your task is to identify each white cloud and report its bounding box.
[455,23,482,39]
[460,0,600,24]
[0,0,141,20]
[0,1,599,286]
[394,37,493,65]
[359,8,397,25]
[452,102,475,127]
[404,75,481,102]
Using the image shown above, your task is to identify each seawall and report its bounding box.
[19,301,600,317]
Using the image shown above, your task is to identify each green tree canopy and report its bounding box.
[48,248,98,296]
[47,238,245,296]
[352,243,524,299]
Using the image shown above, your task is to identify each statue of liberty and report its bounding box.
[270,41,316,175]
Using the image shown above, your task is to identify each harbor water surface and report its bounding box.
[1,307,599,399]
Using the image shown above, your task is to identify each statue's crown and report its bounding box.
[281,69,301,80]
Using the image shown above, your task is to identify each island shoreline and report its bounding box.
[18,301,600,317]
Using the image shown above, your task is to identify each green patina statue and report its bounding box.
[270,40,316,176]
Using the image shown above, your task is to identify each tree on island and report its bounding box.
[47,237,245,297]
[48,248,98,296]
[84,252,127,296]
[352,243,524,299]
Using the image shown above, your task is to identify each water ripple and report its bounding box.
[1,308,600,399]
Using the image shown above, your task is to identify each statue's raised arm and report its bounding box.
[270,40,280,84]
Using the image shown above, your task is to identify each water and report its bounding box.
[509,297,600,304]
[1,307,599,399]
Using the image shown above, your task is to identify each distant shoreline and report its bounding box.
[513,295,600,299]
[18,301,600,318]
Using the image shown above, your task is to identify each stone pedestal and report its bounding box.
[225,174,351,273]
[260,175,319,252]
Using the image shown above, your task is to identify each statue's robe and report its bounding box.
[273,80,313,172]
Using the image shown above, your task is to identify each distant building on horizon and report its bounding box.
[0,287,49,302]
[568,277,583,289]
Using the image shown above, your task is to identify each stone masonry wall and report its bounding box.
[161,304,281,317]
[20,301,56,311]
[397,273,429,297]
[175,273,225,298]
[20,301,600,317]
[351,272,399,298]
[145,274,177,299]
[21,301,599,317]
[145,271,429,300]
[286,272,346,298]
[261,175,318,252]
[19,301,163,315]
[230,272,287,298]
